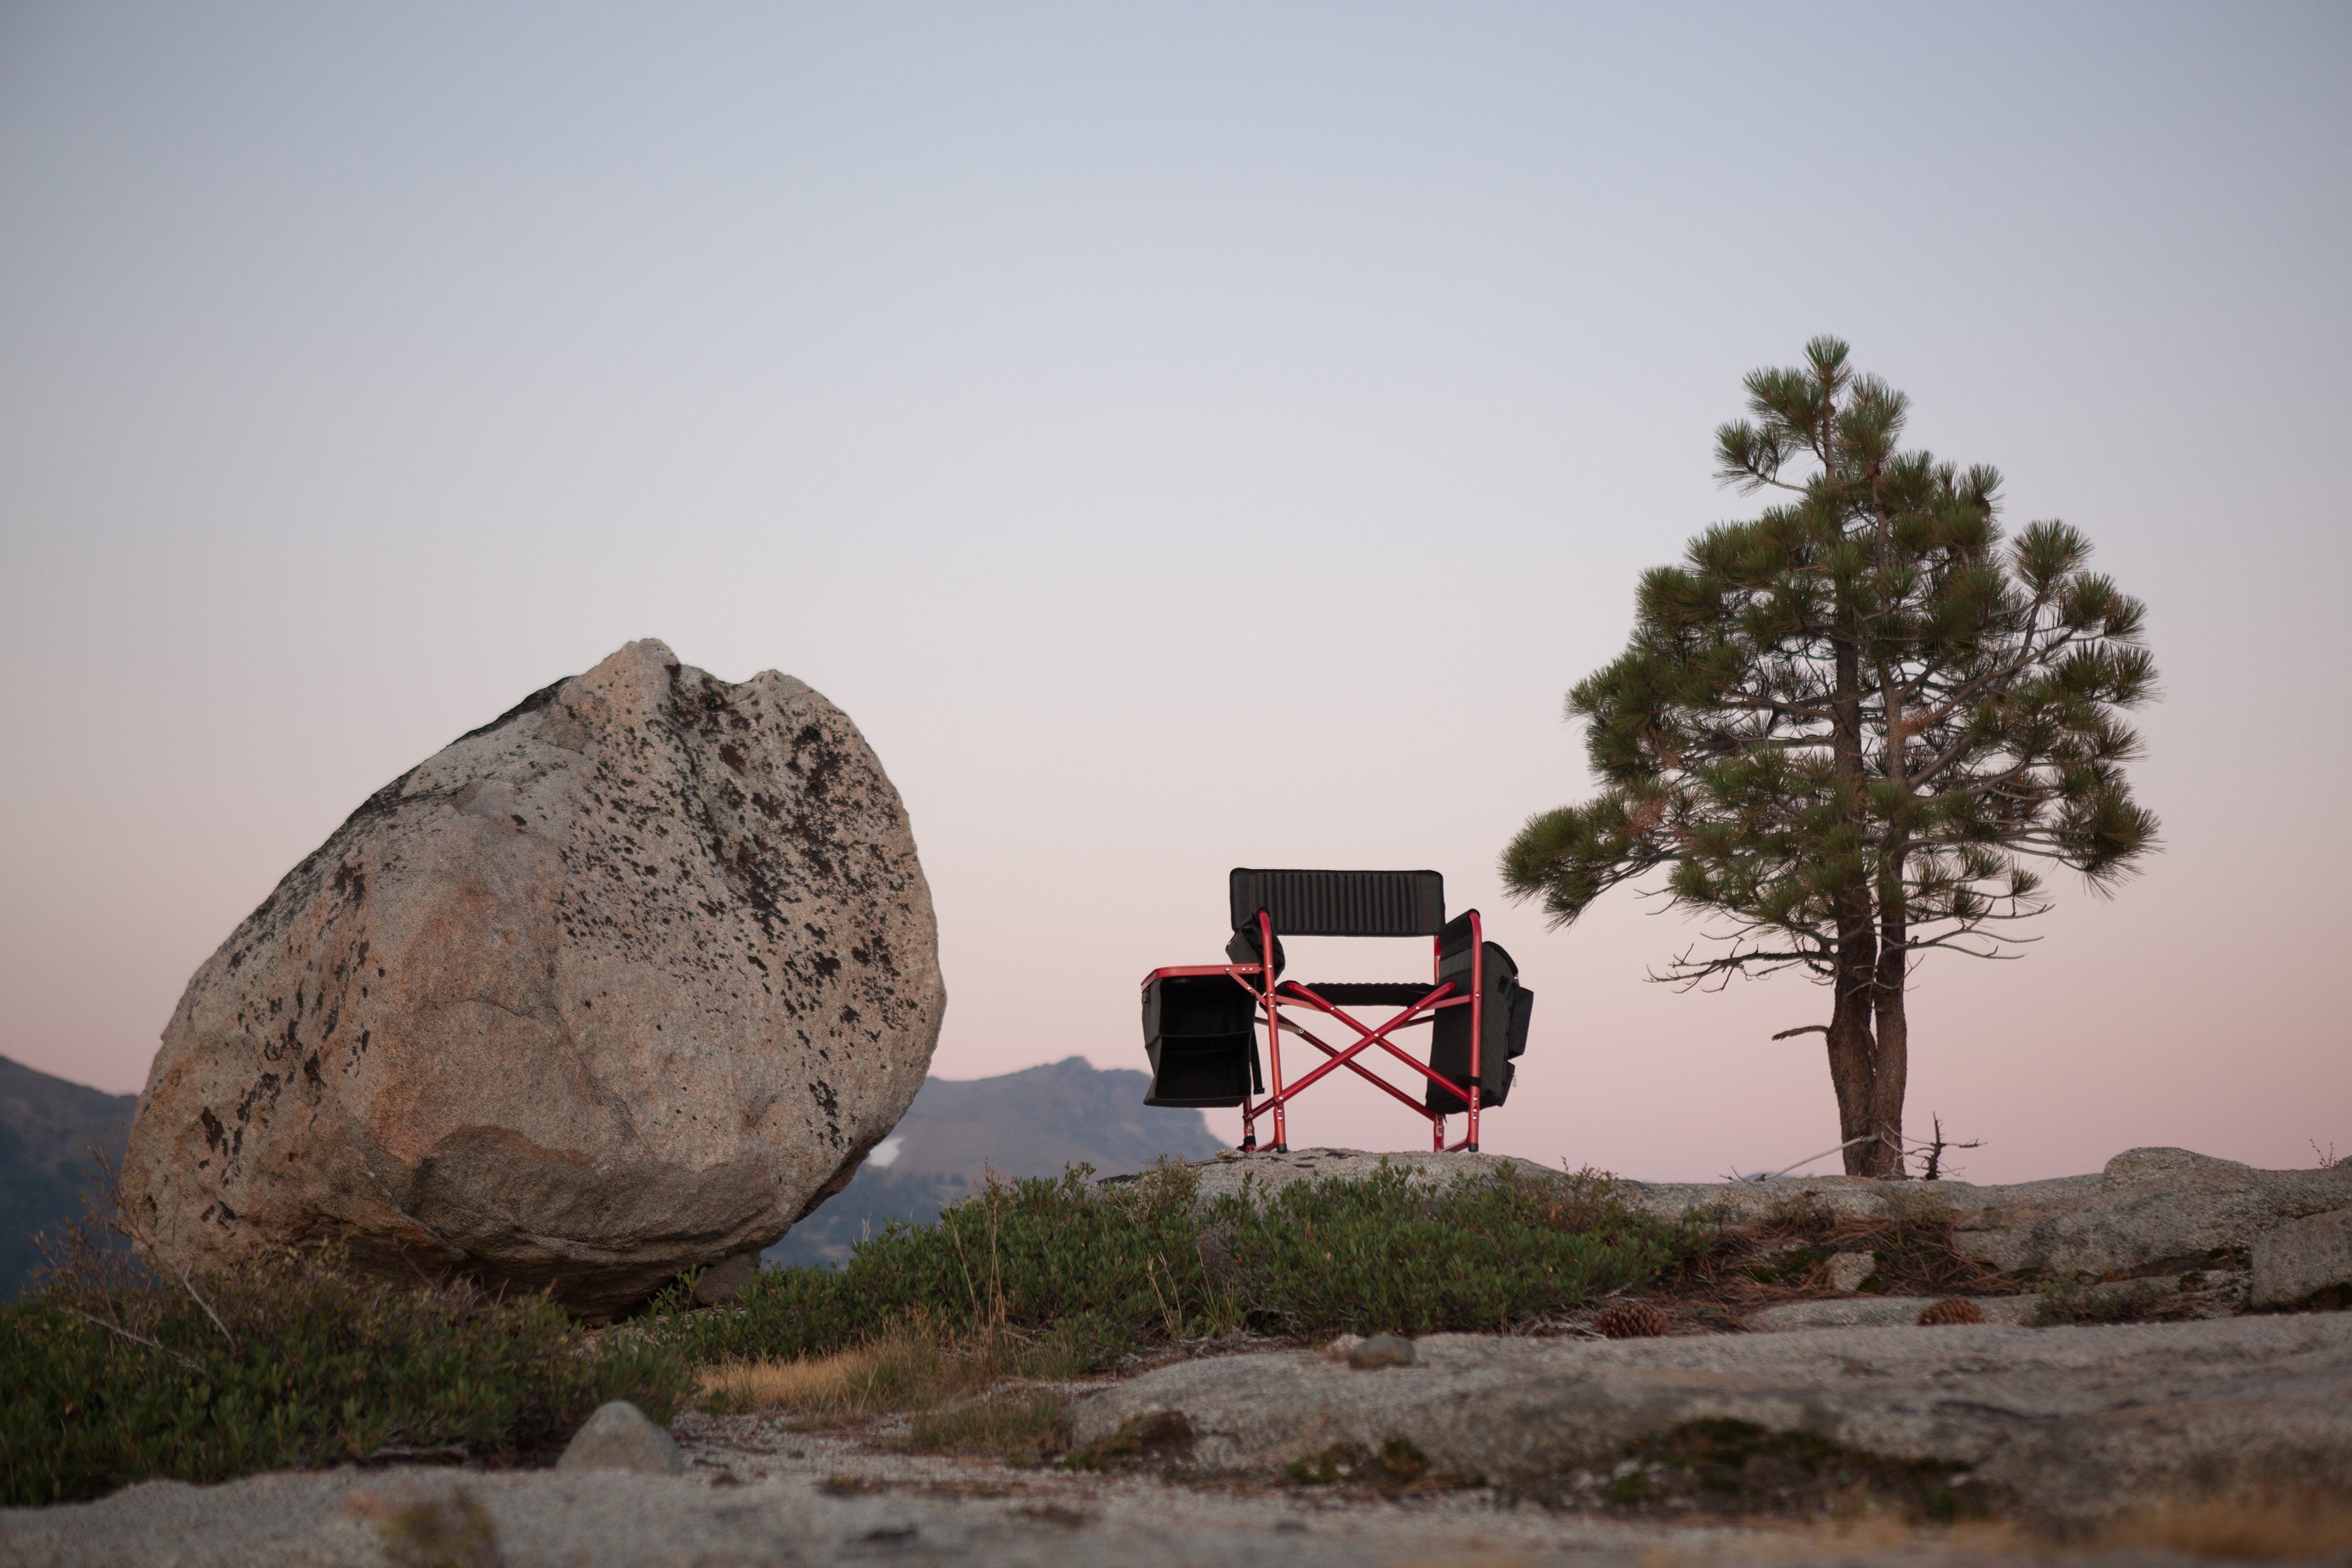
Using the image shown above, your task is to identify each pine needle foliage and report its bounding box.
[1502,339,2159,1175]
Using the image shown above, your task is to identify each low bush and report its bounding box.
[681,1161,1695,1367]
[1,1236,693,1507]
[5,1160,1688,1502]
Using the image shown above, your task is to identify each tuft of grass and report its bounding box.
[697,1342,894,1418]
[694,1318,1079,1465]
[696,1322,1058,1423]
[681,1162,1693,1368]
[695,1329,960,1421]
[1,1231,691,1507]
[2100,1492,2352,1560]
[908,1388,1066,1463]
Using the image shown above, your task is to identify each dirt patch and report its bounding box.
[1650,1188,2025,1324]
[1523,1418,1987,1522]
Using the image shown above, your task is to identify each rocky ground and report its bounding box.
[8,1147,2350,1567]
[0,1403,2291,1568]
[1071,1316,2352,1528]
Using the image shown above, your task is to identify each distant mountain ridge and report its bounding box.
[765,1056,1227,1267]
[0,1053,1221,1289]
[1,1055,137,1299]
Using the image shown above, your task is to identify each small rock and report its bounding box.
[1348,1331,1416,1369]
[2251,1208,2352,1309]
[692,1252,760,1306]
[1825,1250,1876,1292]
[2102,1147,2251,1185]
[557,1401,685,1476]
[1323,1334,1364,1361]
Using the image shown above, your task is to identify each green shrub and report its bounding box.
[681,1161,1694,1365]
[1209,1164,1688,1335]
[0,1246,692,1507]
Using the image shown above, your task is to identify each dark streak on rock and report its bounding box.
[453,678,568,744]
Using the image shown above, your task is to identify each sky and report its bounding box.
[2,3,2346,1183]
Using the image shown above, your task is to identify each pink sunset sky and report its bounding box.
[2,4,2345,1183]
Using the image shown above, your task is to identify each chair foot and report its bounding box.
[1465,1141,1479,1152]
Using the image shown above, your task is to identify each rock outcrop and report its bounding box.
[1068,1316,2352,1527]
[1162,1145,2352,1282]
[122,640,944,1315]
[2254,1207,2352,1308]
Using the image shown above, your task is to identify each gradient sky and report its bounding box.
[3,3,2345,1183]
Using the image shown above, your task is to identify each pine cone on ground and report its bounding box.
[1593,1302,1673,1339]
[1918,1297,1985,1326]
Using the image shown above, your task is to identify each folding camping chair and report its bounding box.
[1139,869,1533,1152]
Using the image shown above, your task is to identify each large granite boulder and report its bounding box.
[122,640,945,1315]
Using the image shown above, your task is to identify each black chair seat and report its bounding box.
[1281,981,1446,1007]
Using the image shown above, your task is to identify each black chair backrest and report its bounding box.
[1229,868,1445,938]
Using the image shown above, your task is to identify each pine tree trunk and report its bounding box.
[1861,885,1910,1178]
[1863,977,1908,1178]
[1827,596,1880,1177]
[1828,905,1880,1175]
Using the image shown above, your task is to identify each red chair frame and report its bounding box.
[1141,907,1489,1154]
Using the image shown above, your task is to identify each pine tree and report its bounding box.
[1501,338,2159,1177]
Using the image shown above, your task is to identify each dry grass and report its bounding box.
[2100,1492,2352,1560]
[696,1344,882,1416]
[694,1320,1073,1460]
[696,1328,965,1422]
